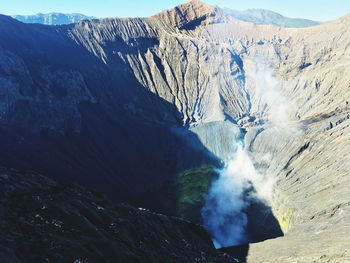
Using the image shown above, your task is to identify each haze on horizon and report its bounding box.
[1,0,349,22]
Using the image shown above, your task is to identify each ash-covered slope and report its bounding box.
[0,0,350,262]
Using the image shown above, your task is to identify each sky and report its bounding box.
[0,0,349,22]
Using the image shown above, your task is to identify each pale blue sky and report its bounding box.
[1,0,349,21]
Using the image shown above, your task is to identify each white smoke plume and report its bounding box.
[202,142,273,248]
[247,58,297,127]
[202,58,291,249]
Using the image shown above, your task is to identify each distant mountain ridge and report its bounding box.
[221,7,321,28]
[12,8,321,28]
[11,12,94,25]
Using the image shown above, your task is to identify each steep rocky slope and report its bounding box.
[0,0,350,262]
[0,166,237,263]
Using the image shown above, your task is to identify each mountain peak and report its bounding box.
[152,0,222,30]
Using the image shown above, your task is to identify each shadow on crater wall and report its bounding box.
[220,244,250,263]
[218,186,283,262]
[0,16,220,215]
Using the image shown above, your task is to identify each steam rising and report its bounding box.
[247,59,295,127]
[202,59,289,249]
[201,143,273,248]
